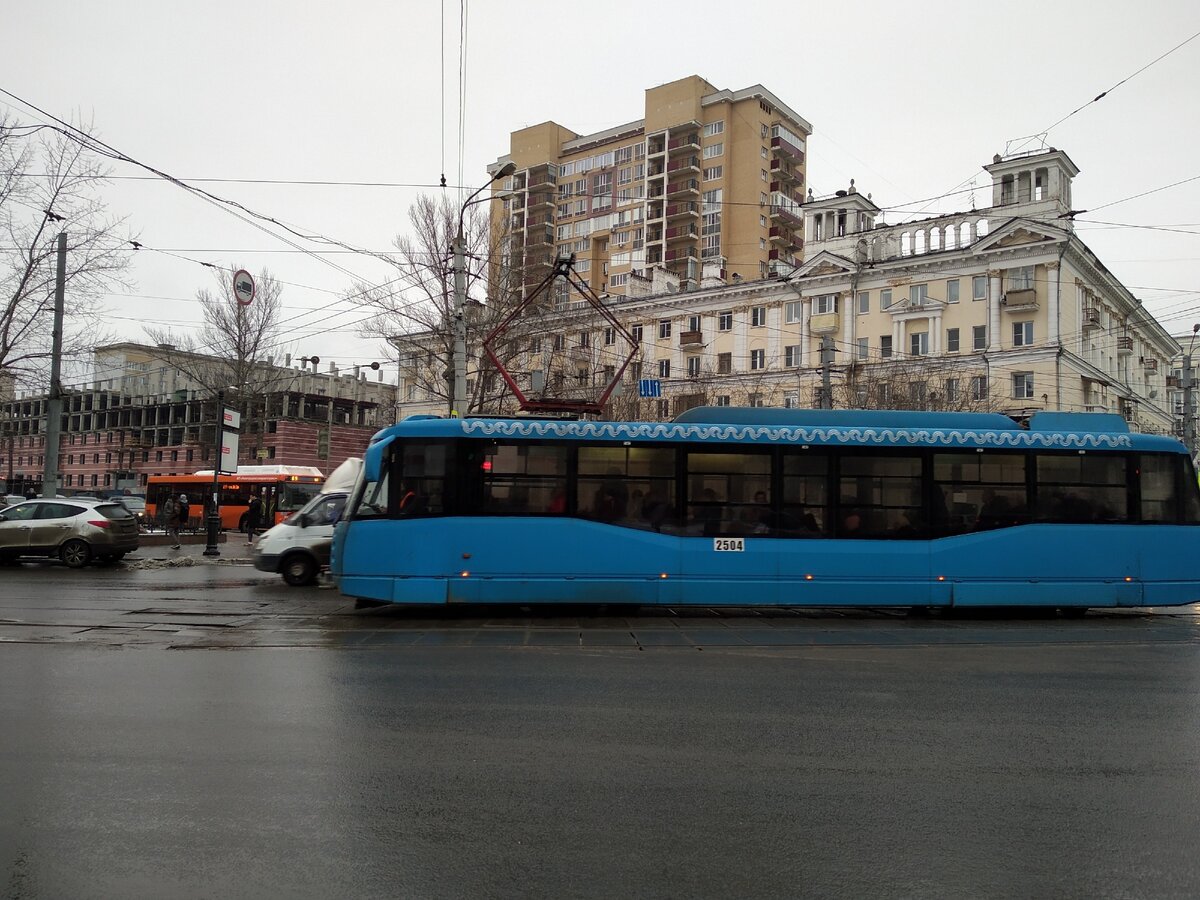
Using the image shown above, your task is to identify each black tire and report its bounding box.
[60,539,92,569]
[1060,607,1089,618]
[99,552,127,563]
[281,553,319,587]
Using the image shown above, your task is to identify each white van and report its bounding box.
[252,458,362,586]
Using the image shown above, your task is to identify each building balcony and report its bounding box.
[526,215,549,229]
[1117,336,1134,354]
[769,206,803,230]
[665,201,699,219]
[666,156,701,174]
[768,248,798,267]
[666,178,700,197]
[768,225,795,246]
[527,192,554,210]
[809,312,840,334]
[647,183,665,198]
[665,247,697,263]
[1083,307,1101,327]
[646,226,663,243]
[679,330,703,349]
[647,136,666,155]
[647,162,665,177]
[646,200,665,221]
[770,160,802,183]
[768,182,803,203]
[1001,288,1039,311]
[1167,374,1181,388]
[771,135,806,163]
[665,224,697,241]
[1143,358,1159,373]
[667,133,700,152]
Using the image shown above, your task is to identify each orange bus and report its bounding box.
[147,466,326,532]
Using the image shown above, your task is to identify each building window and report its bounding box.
[946,279,960,303]
[631,324,643,343]
[973,325,987,351]
[703,166,723,181]
[718,353,732,374]
[784,300,802,324]
[857,337,869,360]
[1013,373,1034,399]
[947,328,960,352]
[784,345,800,367]
[761,169,768,182]
[748,394,764,408]
[1013,321,1034,346]
[687,356,701,377]
[579,331,590,348]
[553,333,564,351]
[971,375,989,401]
[604,326,616,345]
[751,307,767,327]
[718,311,732,331]
[814,294,837,315]
[910,332,929,356]
[1009,266,1035,290]
[909,284,928,306]
[704,121,725,137]
[945,378,959,403]
[750,349,766,370]
[880,288,893,309]
[858,292,869,314]
[658,359,671,378]
[702,143,724,159]
[881,336,893,358]
[972,275,987,301]
[659,319,672,339]
[713,395,730,407]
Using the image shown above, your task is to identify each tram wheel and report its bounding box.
[1060,607,1089,618]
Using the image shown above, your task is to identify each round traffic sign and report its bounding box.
[232,269,256,306]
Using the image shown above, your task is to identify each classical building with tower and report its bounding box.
[396,146,1178,434]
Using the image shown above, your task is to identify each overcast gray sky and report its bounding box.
[5,0,1200,385]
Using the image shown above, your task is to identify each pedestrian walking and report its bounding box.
[245,492,263,544]
[177,494,190,539]
[163,495,180,548]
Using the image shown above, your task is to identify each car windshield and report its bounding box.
[284,491,343,526]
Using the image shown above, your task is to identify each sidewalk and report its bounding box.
[128,531,257,564]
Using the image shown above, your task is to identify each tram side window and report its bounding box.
[685,451,771,536]
[578,445,675,529]
[1139,454,1178,523]
[1183,457,1200,523]
[932,452,1027,535]
[482,443,568,514]
[839,454,923,538]
[397,442,446,516]
[780,452,828,536]
[1035,454,1128,522]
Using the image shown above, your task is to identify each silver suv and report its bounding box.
[0,498,140,567]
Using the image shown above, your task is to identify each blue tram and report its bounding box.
[331,408,1200,609]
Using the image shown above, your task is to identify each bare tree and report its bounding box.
[350,193,527,415]
[145,265,289,407]
[833,358,993,411]
[0,115,130,388]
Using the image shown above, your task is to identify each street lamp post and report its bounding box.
[451,161,516,418]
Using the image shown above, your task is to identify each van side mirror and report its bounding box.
[299,513,312,528]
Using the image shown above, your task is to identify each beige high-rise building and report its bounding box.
[489,75,811,301]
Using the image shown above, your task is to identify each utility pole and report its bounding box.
[42,232,66,498]
[451,231,468,418]
[818,336,835,409]
[203,390,225,558]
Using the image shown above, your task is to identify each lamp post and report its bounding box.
[451,161,517,418]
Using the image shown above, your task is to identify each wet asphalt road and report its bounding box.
[4,564,1200,898]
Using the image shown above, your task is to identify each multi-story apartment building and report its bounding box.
[1,342,397,495]
[396,147,1178,434]
[490,75,811,301]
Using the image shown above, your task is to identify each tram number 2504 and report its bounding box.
[712,538,745,552]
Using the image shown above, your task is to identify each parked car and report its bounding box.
[114,496,149,530]
[0,498,140,567]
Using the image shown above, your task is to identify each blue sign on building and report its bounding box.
[638,379,662,398]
